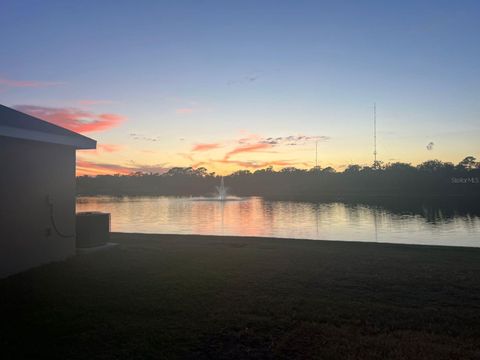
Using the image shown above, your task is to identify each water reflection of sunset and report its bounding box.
[76,196,480,247]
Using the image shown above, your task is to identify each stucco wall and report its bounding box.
[0,136,76,278]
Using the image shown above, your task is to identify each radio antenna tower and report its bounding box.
[315,140,318,168]
[373,103,377,166]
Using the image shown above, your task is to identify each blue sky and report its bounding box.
[1,0,479,174]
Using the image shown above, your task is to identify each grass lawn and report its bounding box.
[1,233,480,359]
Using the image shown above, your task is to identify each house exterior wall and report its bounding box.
[0,136,76,278]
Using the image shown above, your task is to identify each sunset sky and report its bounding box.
[1,0,479,175]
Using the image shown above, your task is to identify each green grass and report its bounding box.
[1,233,480,359]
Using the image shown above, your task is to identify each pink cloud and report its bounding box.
[0,77,63,88]
[176,108,194,114]
[77,99,115,106]
[76,160,133,176]
[217,158,304,169]
[192,143,222,152]
[237,133,261,144]
[14,105,125,134]
[76,159,169,176]
[224,143,273,160]
[98,144,123,152]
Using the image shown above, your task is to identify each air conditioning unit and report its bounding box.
[76,212,110,248]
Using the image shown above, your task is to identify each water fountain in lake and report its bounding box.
[190,176,242,201]
[216,177,227,201]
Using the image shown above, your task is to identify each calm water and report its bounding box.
[76,196,480,247]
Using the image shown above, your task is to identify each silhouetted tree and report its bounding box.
[344,164,362,173]
[372,160,385,170]
[385,162,416,172]
[77,156,480,199]
[322,166,336,173]
[457,156,477,171]
[417,160,454,172]
[309,166,322,173]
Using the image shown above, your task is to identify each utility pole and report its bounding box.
[373,103,377,166]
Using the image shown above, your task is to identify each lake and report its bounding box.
[76,196,480,247]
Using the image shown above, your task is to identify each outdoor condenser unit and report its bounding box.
[76,212,110,248]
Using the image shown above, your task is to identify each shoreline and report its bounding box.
[77,192,480,200]
[111,231,480,250]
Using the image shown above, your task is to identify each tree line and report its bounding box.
[77,156,480,200]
